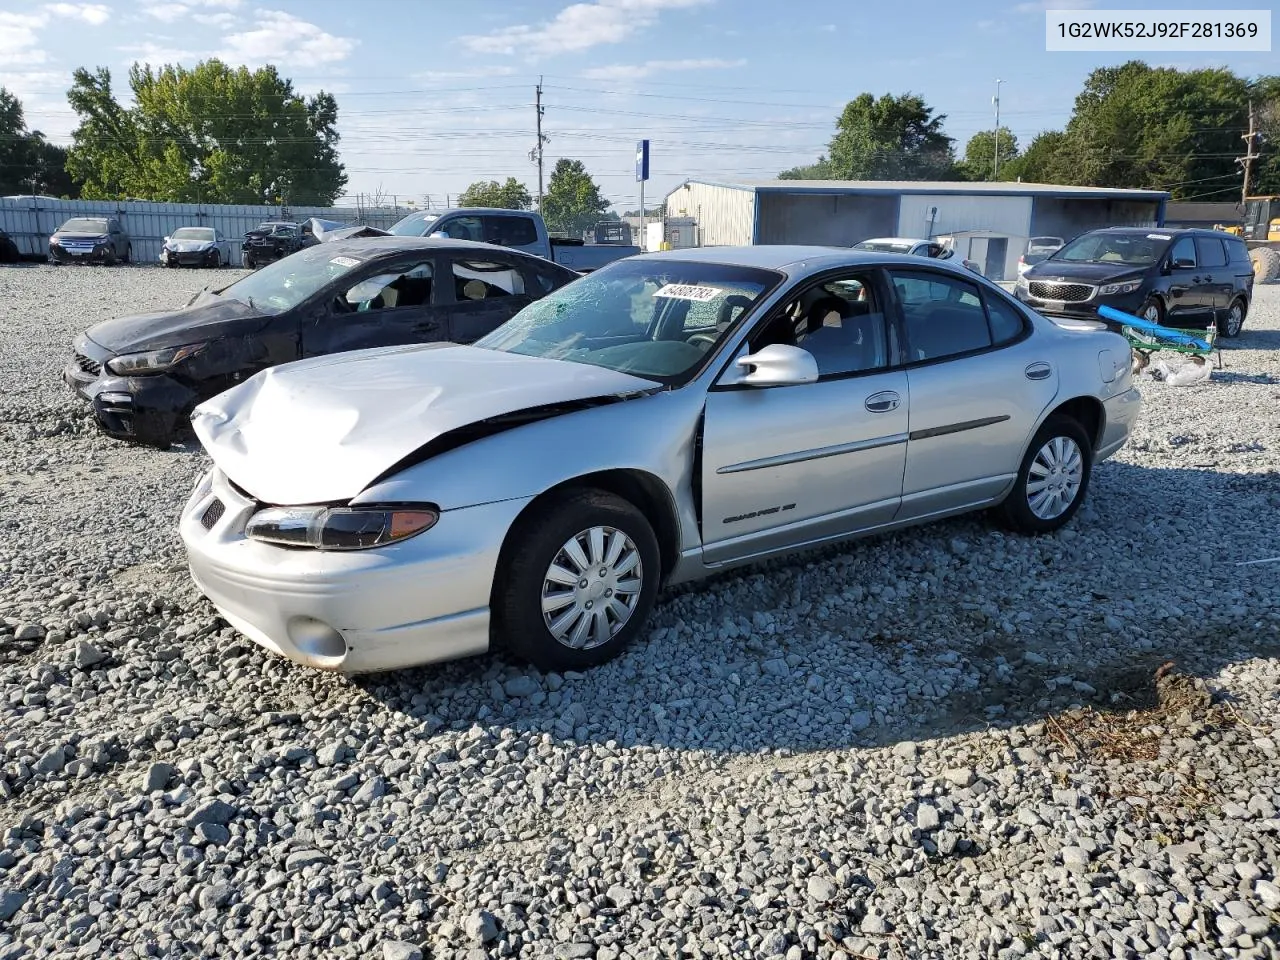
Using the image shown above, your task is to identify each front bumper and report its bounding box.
[63,344,197,444]
[50,245,111,263]
[1015,286,1146,325]
[162,248,217,266]
[180,468,532,674]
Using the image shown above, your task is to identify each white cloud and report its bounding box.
[414,66,518,80]
[462,0,709,56]
[581,57,745,82]
[45,3,111,25]
[119,40,203,65]
[219,10,355,66]
[820,23,836,33]
[142,0,243,23]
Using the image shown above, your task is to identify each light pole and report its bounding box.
[993,79,1004,179]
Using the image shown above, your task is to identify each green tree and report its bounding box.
[66,60,346,204]
[0,88,78,196]
[827,93,957,180]
[1002,130,1073,184]
[541,158,611,236]
[458,177,532,209]
[959,127,1019,180]
[778,156,835,180]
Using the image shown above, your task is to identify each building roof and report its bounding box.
[671,178,1170,202]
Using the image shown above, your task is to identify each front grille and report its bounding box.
[75,353,101,376]
[1029,281,1094,303]
[201,499,225,530]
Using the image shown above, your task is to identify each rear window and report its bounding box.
[483,215,538,247]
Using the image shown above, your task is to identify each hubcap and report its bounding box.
[541,525,643,650]
[1142,304,1160,323]
[1026,436,1084,520]
[1227,304,1242,335]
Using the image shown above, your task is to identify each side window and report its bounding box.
[342,262,434,312]
[752,274,888,377]
[984,294,1027,346]
[453,260,525,301]
[1194,236,1227,269]
[439,217,483,242]
[1169,236,1197,267]
[891,271,992,362]
[1227,238,1251,264]
[483,216,538,247]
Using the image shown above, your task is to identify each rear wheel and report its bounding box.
[1249,246,1280,283]
[997,415,1093,535]
[1218,297,1247,338]
[493,489,661,672]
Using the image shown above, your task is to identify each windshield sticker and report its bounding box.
[1146,234,1171,240]
[330,256,361,267]
[654,283,722,302]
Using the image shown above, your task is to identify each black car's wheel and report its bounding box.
[1218,297,1247,338]
[493,488,661,672]
[997,415,1093,535]
[122,244,132,264]
[242,253,254,269]
[1138,298,1163,325]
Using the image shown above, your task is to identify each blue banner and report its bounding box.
[636,140,650,182]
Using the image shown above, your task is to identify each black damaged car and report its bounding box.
[64,237,580,447]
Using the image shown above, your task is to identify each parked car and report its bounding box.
[1017,236,1064,276]
[1015,227,1254,337]
[48,216,132,264]
[0,228,19,263]
[242,221,316,268]
[387,208,640,272]
[64,237,580,447]
[179,245,1141,675]
[852,237,982,274]
[160,226,232,268]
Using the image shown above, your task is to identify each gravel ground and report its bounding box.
[1,263,1279,960]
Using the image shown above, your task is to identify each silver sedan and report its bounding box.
[180,246,1142,674]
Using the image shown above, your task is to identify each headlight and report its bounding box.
[1015,276,1029,291]
[246,506,439,550]
[1099,280,1142,296]
[106,342,207,376]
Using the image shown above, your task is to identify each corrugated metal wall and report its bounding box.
[897,194,1032,280]
[663,182,754,246]
[757,193,899,245]
[0,197,411,262]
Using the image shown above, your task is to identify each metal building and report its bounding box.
[661,179,1170,281]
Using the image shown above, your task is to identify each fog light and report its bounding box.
[286,616,347,668]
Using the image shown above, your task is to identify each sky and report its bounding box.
[1,0,1277,211]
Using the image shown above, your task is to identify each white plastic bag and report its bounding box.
[1147,354,1212,385]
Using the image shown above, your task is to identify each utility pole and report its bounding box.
[993,79,1004,180]
[531,77,548,211]
[1239,100,1260,207]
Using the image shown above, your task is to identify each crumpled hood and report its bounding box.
[85,297,265,353]
[166,240,212,252]
[191,343,659,505]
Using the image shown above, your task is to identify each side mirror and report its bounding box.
[1172,256,1196,269]
[727,344,818,387]
[162,236,170,242]
[429,231,449,239]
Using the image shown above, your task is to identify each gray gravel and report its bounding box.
[2,262,1279,959]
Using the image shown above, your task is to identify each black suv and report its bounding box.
[1014,227,1254,337]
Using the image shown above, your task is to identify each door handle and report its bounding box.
[1025,362,1052,381]
[864,390,900,413]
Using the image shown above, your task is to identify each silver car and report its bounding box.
[160,226,232,268]
[180,246,1142,674]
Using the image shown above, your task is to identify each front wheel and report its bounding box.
[1138,298,1163,325]
[122,244,131,264]
[493,489,661,672]
[1218,297,1246,338]
[997,415,1093,535]
[208,249,221,268]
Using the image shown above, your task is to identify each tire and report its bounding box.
[493,488,662,672]
[997,415,1093,535]
[1249,246,1280,283]
[122,244,131,264]
[208,249,221,268]
[1218,297,1247,338]
[242,253,254,269]
[1138,298,1163,325]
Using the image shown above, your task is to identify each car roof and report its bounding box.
[1087,226,1211,237]
[856,237,927,244]
[314,236,554,261]
[631,244,976,276]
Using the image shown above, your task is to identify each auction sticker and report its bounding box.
[654,283,721,302]
[1147,234,1172,240]
[330,256,361,267]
